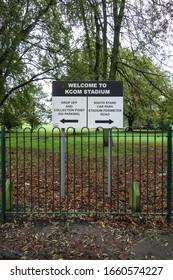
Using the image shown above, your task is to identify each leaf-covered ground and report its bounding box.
[5,144,169,215]
[1,141,173,260]
[1,214,173,260]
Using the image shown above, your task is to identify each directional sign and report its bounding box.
[88,96,123,128]
[52,96,86,128]
[52,81,123,128]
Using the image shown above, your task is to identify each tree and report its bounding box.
[0,104,22,130]
[62,0,173,144]
[62,0,125,145]
[1,0,173,133]
[70,0,173,78]
[117,49,172,128]
[62,45,173,129]
[0,0,72,108]
[0,83,49,130]
[23,85,50,130]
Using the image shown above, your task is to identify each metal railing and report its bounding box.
[0,126,172,223]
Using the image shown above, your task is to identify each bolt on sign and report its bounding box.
[52,81,123,128]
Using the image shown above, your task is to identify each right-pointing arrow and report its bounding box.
[95,119,114,124]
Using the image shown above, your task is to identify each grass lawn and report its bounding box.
[4,126,167,159]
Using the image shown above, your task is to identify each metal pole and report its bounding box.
[167,125,172,223]
[1,126,6,224]
[61,128,65,198]
[108,128,112,197]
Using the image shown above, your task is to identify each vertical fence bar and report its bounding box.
[116,128,120,212]
[80,128,84,212]
[161,128,165,214]
[37,128,41,212]
[23,129,26,212]
[131,129,134,213]
[153,129,157,213]
[108,129,112,198]
[73,128,76,212]
[167,125,172,223]
[61,128,65,198]
[102,128,106,213]
[124,129,127,214]
[146,129,149,214]
[1,126,6,223]
[15,129,19,212]
[51,128,55,213]
[95,129,98,213]
[88,129,91,213]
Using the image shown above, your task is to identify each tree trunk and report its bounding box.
[79,0,94,78]
[109,0,125,80]
[102,0,108,80]
[94,3,101,80]
[128,115,134,128]
[103,128,109,147]
[103,0,125,147]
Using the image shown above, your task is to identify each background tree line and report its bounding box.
[0,0,173,132]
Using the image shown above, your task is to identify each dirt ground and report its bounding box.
[0,214,173,260]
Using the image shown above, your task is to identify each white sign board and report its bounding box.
[52,96,86,128]
[52,81,123,128]
[88,96,123,128]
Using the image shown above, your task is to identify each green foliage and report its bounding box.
[117,48,173,127]
[62,46,173,127]
[0,83,49,129]
[26,115,42,132]
[61,50,93,80]
[0,0,173,130]
[0,0,71,108]
[21,84,50,129]
[0,104,22,130]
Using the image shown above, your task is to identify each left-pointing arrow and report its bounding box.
[95,119,114,124]
[60,119,79,124]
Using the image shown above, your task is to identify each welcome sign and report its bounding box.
[52,81,123,128]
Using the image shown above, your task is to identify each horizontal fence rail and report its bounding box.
[0,126,172,222]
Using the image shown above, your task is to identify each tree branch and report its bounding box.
[0,69,53,106]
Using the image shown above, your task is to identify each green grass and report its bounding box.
[3,126,167,158]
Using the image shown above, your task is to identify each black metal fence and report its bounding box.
[0,126,172,223]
